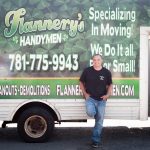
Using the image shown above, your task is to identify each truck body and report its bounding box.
[0,0,149,142]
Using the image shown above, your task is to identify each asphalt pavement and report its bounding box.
[0,126,150,150]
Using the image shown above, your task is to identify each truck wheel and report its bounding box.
[17,107,54,142]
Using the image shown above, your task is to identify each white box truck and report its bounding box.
[0,0,149,142]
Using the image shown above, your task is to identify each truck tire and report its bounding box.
[17,107,54,142]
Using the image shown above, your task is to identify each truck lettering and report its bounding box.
[4,8,85,38]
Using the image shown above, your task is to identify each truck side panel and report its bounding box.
[0,99,140,121]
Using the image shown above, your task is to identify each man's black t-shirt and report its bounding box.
[80,66,112,100]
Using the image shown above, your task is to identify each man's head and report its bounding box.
[92,54,103,68]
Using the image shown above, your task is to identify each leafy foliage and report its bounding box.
[0,0,149,77]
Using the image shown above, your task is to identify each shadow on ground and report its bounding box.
[0,126,150,150]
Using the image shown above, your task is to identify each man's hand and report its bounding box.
[101,95,109,100]
[85,93,90,100]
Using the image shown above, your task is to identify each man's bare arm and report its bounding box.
[79,81,90,99]
[101,84,113,100]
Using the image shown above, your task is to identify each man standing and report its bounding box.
[79,54,112,148]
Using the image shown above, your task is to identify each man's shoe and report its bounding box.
[91,142,99,148]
